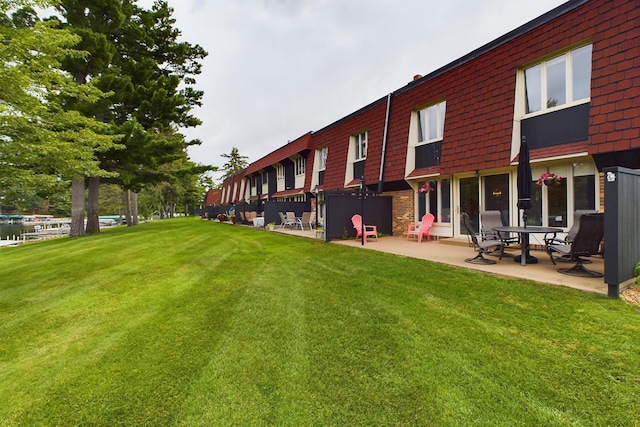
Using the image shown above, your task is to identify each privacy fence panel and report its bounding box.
[603,166,640,297]
[196,205,229,219]
[264,201,312,227]
[324,190,392,240]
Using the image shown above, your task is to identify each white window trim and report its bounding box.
[295,156,306,176]
[319,147,328,171]
[524,159,598,231]
[353,131,367,161]
[416,101,446,146]
[344,133,367,188]
[418,176,453,238]
[511,44,592,160]
[522,44,592,119]
[276,166,285,192]
[405,100,446,177]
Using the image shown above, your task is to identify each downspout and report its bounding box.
[377,93,392,193]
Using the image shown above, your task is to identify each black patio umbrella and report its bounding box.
[516,136,534,265]
[516,136,532,226]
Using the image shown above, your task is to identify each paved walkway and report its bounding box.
[272,227,607,295]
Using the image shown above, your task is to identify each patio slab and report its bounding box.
[272,227,607,295]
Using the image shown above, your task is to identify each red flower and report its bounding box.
[418,183,433,193]
[536,172,563,186]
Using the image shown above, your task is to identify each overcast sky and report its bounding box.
[139,0,568,176]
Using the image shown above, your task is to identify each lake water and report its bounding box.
[0,223,35,240]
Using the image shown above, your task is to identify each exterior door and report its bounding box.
[418,178,453,237]
[459,176,479,235]
[483,174,511,226]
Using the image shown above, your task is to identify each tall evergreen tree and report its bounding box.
[0,1,119,221]
[53,0,130,236]
[221,147,249,179]
[104,1,208,226]
[53,0,209,232]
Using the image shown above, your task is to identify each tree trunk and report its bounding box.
[124,189,133,226]
[131,192,139,225]
[69,178,85,238]
[85,177,101,234]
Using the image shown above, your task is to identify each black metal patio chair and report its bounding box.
[543,210,598,263]
[546,213,604,277]
[480,210,519,253]
[462,212,504,265]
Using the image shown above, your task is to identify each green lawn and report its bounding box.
[1,218,638,426]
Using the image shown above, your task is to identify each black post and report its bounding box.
[314,185,319,229]
[360,177,365,246]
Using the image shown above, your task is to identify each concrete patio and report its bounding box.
[271,226,607,295]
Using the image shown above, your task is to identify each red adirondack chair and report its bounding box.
[407,213,434,242]
[351,214,378,243]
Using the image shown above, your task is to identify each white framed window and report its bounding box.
[319,147,328,170]
[419,178,451,224]
[276,165,284,182]
[295,156,305,176]
[524,44,592,115]
[353,131,367,161]
[528,162,597,229]
[417,101,446,143]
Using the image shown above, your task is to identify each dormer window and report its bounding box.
[524,44,592,115]
[277,164,284,182]
[295,156,305,176]
[354,131,367,161]
[319,147,328,170]
[417,101,446,144]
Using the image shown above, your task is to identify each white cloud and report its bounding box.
[140,0,567,175]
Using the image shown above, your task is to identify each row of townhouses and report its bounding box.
[209,0,638,239]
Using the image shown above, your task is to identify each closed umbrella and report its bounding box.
[517,136,532,224]
[516,136,533,265]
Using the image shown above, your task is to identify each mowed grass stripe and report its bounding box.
[0,218,638,426]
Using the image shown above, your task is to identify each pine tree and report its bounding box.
[53,0,209,232]
[0,1,119,223]
[221,147,249,179]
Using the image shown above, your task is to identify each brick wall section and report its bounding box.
[382,189,415,237]
[599,172,605,212]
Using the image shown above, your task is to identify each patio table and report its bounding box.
[252,217,265,228]
[494,226,562,266]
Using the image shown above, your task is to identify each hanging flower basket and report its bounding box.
[418,183,433,193]
[536,172,563,186]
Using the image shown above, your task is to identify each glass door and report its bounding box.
[418,178,453,237]
[459,176,479,234]
[483,174,510,226]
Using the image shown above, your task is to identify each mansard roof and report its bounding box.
[244,132,312,175]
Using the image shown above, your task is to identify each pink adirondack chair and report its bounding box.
[407,213,434,242]
[351,214,378,243]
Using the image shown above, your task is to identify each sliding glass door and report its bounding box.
[483,174,510,226]
[459,176,479,234]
